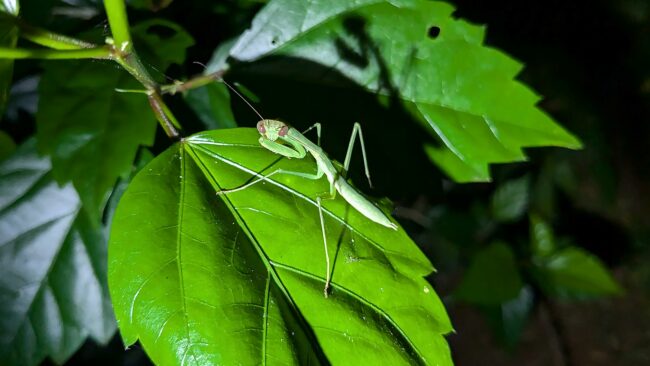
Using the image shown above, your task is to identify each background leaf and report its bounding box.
[530,214,555,258]
[131,19,195,78]
[0,0,19,115]
[128,0,173,12]
[490,175,529,222]
[0,140,115,366]
[109,128,452,365]
[481,286,534,349]
[532,246,622,300]
[454,242,524,305]
[227,0,581,182]
[34,22,192,223]
[35,60,156,224]
[184,83,237,130]
[0,129,15,160]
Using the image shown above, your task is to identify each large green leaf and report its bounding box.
[109,128,452,365]
[0,0,19,115]
[227,0,582,182]
[0,140,115,366]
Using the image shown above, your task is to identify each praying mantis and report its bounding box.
[216,83,398,297]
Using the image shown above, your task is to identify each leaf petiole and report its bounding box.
[0,46,112,59]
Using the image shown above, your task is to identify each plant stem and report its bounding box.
[103,0,181,138]
[103,0,132,52]
[0,46,112,59]
[148,92,181,140]
[160,70,226,95]
[0,13,97,50]
[20,24,97,50]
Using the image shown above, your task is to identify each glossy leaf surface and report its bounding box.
[0,140,115,366]
[109,128,452,365]
[228,0,582,182]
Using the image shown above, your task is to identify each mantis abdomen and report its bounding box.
[334,178,397,230]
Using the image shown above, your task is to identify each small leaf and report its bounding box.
[229,0,582,182]
[109,128,453,365]
[532,246,622,300]
[529,214,555,257]
[455,242,524,305]
[185,82,237,130]
[490,175,530,222]
[0,140,115,366]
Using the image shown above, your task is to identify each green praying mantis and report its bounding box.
[216,82,399,297]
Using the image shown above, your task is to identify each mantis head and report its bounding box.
[257,119,289,141]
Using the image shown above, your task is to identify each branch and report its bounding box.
[20,24,97,50]
[160,70,226,95]
[148,92,180,139]
[0,46,112,59]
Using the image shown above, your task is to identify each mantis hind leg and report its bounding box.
[343,122,373,188]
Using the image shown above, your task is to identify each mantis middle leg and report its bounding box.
[342,122,372,188]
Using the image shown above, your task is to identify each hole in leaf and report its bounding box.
[271,37,278,45]
[428,26,441,39]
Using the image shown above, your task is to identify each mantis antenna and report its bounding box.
[219,79,266,121]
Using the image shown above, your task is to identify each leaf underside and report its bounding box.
[0,140,115,366]
[109,128,453,365]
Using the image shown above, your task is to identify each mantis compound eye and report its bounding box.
[257,121,266,134]
[279,125,289,137]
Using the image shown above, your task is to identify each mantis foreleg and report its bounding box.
[216,167,323,195]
